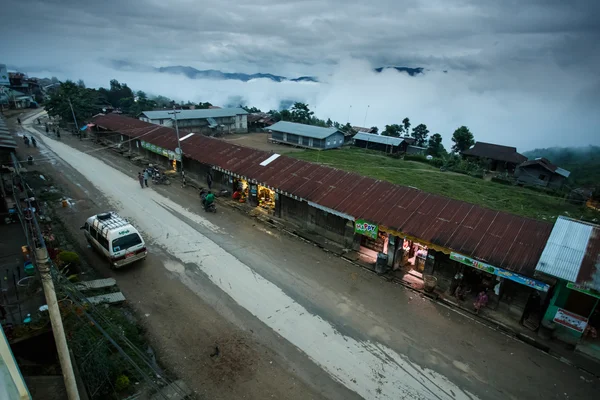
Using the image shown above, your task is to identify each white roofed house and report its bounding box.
[139,108,248,135]
[268,121,345,150]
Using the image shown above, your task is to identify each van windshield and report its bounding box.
[111,233,142,252]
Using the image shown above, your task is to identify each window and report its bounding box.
[159,119,164,125]
[112,233,143,252]
[327,141,331,145]
[98,235,109,250]
[89,226,98,239]
[539,174,546,181]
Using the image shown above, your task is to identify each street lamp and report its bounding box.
[168,107,185,187]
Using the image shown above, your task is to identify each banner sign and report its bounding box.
[566,282,600,299]
[450,252,550,292]
[355,219,378,240]
[553,308,588,333]
[141,140,181,161]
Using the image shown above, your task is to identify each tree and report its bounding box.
[242,106,261,113]
[45,80,101,127]
[411,123,429,146]
[290,102,313,124]
[402,117,411,136]
[136,90,147,100]
[370,126,379,134]
[279,109,292,121]
[326,118,333,127]
[451,126,475,153]
[426,133,446,157]
[76,79,86,89]
[382,124,402,137]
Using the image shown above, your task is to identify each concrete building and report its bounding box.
[268,121,344,150]
[515,158,570,189]
[139,108,248,135]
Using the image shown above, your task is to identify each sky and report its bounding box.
[2,0,599,150]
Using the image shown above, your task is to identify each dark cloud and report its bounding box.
[1,0,599,149]
[2,0,599,72]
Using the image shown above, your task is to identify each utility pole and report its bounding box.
[35,249,80,399]
[168,108,185,187]
[68,98,79,135]
[25,195,80,400]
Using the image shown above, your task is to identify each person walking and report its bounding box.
[17,117,21,125]
[138,172,144,188]
[143,169,150,188]
[31,137,37,148]
[206,172,213,190]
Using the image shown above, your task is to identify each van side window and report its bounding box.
[84,222,89,231]
[98,235,109,250]
[89,226,98,239]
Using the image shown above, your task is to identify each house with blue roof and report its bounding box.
[139,107,248,134]
[268,121,344,150]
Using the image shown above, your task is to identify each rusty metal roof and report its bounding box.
[93,114,553,275]
[536,216,600,291]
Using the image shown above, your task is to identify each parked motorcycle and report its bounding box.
[204,202,216,213]
[152,172,170,185]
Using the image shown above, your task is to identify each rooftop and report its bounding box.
[462,141,527,165]
[353,132,415,146]
[535,216,600,291]
[268,121,342,140]
[519,157,571,178]
[93,114,554,275]
[140,108,248,121]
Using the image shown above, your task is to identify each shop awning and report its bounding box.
[535,216,600,292]
[308,201,354,221]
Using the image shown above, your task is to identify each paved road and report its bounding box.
[22,112,598,400]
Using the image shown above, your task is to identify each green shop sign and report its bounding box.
[450,252,550,292]
[355,219,378,240]
[566,282,600,299]
[141,140,181,161]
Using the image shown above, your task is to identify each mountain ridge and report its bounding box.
[109,60,426,83]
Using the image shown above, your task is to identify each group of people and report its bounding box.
[23,135,37,148]
[137,168,153,188]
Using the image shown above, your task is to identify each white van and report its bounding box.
[81,212,147,269]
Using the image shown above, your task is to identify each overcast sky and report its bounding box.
[1,0,599,150]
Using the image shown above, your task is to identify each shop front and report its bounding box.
[534,216,600,360]
[354,220,388,272]
[448,252,551,327]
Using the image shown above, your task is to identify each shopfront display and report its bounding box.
[258,185,276,211]
[232,178,249,203]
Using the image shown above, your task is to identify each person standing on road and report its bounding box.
[17,117,21,125]
[31,137,37,148]
[138,172,144,189]
[143,169,150,187]
[206,171,213,190]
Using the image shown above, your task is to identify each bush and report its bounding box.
[428,158,445,168]
[115,374,130,392]
[491,177,512,185]
[404,154,428,162]
[56,251,81,267]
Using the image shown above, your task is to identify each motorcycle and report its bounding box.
[152,172,170,185]
[199,188,217,213]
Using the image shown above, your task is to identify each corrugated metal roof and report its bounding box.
[141,108,247,121]
[536,216,600,290]
[268,121,341,139]
[353,132,403,146]
[93,114,553,275]
[462,141,527,164]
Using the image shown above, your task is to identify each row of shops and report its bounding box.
[353,216,600,359]
[91,116,600,360]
